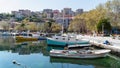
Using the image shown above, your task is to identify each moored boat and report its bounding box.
[38,36,46,40]
[2,32,12,36]
[50,49,111,59]
[47,34,89,46]
[68,44,91,49]
[15,32,47,41]
[15,36,38,41]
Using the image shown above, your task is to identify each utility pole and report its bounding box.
[102,23,104,35]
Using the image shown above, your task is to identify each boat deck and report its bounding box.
[68,44,91,49]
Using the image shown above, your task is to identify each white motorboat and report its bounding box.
[50,49,111,59]
[2,32,12,36]
[47,33,89,46]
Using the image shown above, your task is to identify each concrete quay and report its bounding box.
[77,35,120,56]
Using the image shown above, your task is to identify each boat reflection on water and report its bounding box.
[50,56,120,68]
[0,38,49,55]
[0,36,51,56]
[11,40,48,55]
[46,45,64,52]
[1,36,120,68]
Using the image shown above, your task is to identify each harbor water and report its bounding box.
[0,36,120,68]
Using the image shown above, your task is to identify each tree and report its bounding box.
[0,13,13,21]
[74,4,107,32]
[0,21,9,31]
[51,23,62,33]
[37,23,45,32]
[44,21,54,33]
[68,19,87,33]
[15,23,26,31]
[105,0,120,28]
[97,18,112,34]
[44,22,50,32]
[26,22,37,31]
[15,18,29,31]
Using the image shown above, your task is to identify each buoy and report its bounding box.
[12,60,17,64]
[12,60,21,65]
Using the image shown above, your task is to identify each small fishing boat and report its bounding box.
[50,49,111,59]
[15,32,46,41]
[15,36,38,41]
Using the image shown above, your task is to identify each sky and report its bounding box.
[0,0,108,13]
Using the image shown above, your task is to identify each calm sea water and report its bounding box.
[0,36,120,68]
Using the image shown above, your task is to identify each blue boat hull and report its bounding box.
[38,37,46,40]
[47,38,89,47]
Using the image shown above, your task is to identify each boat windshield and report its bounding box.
[56,34,62,36]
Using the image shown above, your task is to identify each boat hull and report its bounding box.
[50,53,107,59]
[2,32,11,36]
[47,38,89,46]
[50,49,111,59]
[47,38,67,46]
[16,36,38,41]
[38,37,46,40]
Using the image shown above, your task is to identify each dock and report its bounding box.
[77,35,120,57]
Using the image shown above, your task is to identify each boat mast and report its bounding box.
[62,10,64,34]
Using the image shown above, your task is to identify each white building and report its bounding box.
[53,10,60,20]
[31,11,42,18]
[55,8,74,30]
[43,9,53,19]
[12,9,31,18]
[75,9,83,15]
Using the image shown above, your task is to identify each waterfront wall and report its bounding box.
[77,35,120,57]
[90,41,120,57]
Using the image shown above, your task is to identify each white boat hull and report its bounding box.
[50,49,111,59]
